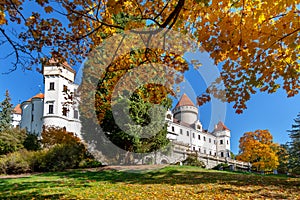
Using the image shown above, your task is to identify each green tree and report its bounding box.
[0,90,13,132]
[0,128,26,155]
[288,113,300,175]
[23,133,41,151]
[100,89,171,163]
[276,144,289,174]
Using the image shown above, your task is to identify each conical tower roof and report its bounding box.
[175,93,195,108]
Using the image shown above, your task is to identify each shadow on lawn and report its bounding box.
[48,167,300,187]
[0,166,299,199]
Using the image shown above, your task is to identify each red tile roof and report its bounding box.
[214,121,230,131]
[26,93,44,102]
[175,93,195,108]
[47,58,76,74]
[13,104,22,114]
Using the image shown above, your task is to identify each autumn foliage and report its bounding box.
[41,126,82,148]
[236,130,279,171]
[0,0,299,113]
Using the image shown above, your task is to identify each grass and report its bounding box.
[0,166,299,199]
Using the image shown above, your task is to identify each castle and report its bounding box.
[12,62,250,168]
[12,61,81,136]
[165,93,231,159]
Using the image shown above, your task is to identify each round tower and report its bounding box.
[173,93,198,125]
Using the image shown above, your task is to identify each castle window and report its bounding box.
[227,140,229,145]
[180,129,183,134]
[199,148,201,152]
[204,149,206,154]
[220,140,223,145]
[32,104,34,111]
[192,132,195,138]
[167,114,172,119]
[198,135,201,140]
[186,131,189,136]
[214,140,216,144]
[63,85,68,92]
[193,147,195,151]
[209,138,211,143]
[49,82,55,90]
[31,114,34,122]
[172,126,174,132]
[221,152,224,157]
[74,110,79,119]
[197,125,201,130]
[209,151,212,155]
[62,107,68,116]
[203,136,206,141]
[49,105,53,114]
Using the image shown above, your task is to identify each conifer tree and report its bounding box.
[288,113,300,174]
[0,90,13,132]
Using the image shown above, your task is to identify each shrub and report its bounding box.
[212,163,230,170]
[0,150,34,174]
[79,158,102,168]
[33,142,88,172]
[182,153,206,168]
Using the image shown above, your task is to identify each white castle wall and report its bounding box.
[173,106,198,124]
[20,98,44,134]
[43,65,81,136]
[11,113,21,128]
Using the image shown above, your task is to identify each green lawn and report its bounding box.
[0,166,299,199]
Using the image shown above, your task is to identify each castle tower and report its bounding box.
[213,121,231,158]
[20,93,44,134]
[173,93,198,125]
[42,60,81,137]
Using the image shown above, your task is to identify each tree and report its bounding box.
[288,113,300,174]
[0,90,13,132]
[38,126,90,171]
[99,89,171,163]
[236,129,279,171]
[0,128,26,155]
[23,133,41,151]
[1,0,300,113]
[41,126,83,148]
[276,144,289,174]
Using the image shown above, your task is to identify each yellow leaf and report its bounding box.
[258,14,265,23]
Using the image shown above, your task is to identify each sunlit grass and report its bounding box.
[0,166,299,199]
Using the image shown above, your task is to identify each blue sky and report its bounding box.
[1,54,299,154]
